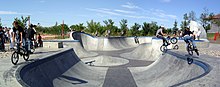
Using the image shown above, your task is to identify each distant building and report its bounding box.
[209,14,220,33]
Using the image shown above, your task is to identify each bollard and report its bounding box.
[213,32,218,41]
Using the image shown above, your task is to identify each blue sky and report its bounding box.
[0,0,219,28]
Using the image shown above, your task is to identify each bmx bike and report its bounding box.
[186,40,199,56]
[11,43,30,65]
[160,36,179,52]
[185,39,199,65]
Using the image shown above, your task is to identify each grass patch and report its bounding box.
[207,33,215,39]
[54,35,69,39]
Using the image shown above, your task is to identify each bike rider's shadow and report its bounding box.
[184,54,199,58]
[162,49,172,55]
[14,58,40,66]
[162,49,199,58]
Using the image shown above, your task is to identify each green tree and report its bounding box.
[86,20,103,35]
[119,19,128,36]
[14,16,30,28]
[148,21,158,36]
[103,19,116,36]
[188,11,197,21]
[96,25,105,36]
[0,18,2,26]
[70,23,86,32]
[142,22,150,36]
[173,20,178,34]
[200,8,214,32]
[165,28,172,34]
[180,13,189,30]
[130,23,141,36]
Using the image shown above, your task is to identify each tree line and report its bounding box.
[2,8,219,37]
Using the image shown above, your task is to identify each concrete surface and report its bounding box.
[0,47,61,87]
[1,32,220,87]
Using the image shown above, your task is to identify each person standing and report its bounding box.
[26,24,36,53]
[37,34,43,47]
[0,26,5,51]
[9,27,14,50]
[197,28,202,40]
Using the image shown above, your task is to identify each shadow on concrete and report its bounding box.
[33,50,60,55]
[166,51,212,87]
[58,75,88,85]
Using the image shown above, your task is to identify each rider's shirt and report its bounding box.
[156,28,163,36]
[13,26,24,40]
[182,30,193,37]
[0,30,4,38]
[26,28,36,40]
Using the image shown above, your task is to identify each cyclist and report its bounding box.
[183,27,199,55]
[12,21,25,51]
[134,36,139,44]
[156,26,170,45]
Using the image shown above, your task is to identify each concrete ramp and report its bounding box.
[16,32,211,87]
[120,43,155,61]
[72,32,152,51]
[17,48,107,87]
[129,51,211,87]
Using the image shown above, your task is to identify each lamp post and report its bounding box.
[62,20,64,39]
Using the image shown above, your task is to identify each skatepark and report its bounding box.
[1,31,220,87]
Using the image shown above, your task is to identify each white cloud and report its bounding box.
[0,11,31,15]
[161,0,171,3]
[114,9,135,14]
[0,11,18,14]
[40,0,46,3]
[86,8,121,16]
[124,15,148,19]
[121,2,140,9]
[99,8,111,11]
[85,2,176,24]
[150,9,177,19]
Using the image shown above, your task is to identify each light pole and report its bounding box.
[62,20,64,39]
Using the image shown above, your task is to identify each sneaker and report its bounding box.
[28,51,33,54]
[194,48,199,56]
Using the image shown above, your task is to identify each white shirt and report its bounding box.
[156,28,163,36]
[197,31,201,36]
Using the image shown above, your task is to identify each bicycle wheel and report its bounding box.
[170,37,178,44]
[187,57,193,65]
[23,49,30,61]
[160,45,167,52]
[187,44,193,55]
[173,45,179,50]
[11,51,19,65]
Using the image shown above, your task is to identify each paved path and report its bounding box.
[94,49,153,87]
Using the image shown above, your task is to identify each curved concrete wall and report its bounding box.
[72,32,152,51]
[16,32,211,87]
[129,51,211,87]
[72,32,209,51]
[17,49,81,87]
[16,43,211,87]
[17,48,107,87]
